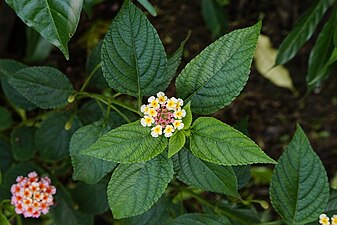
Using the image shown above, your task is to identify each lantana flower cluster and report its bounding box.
[10,171,56,218]
[319,214,337,225]
[140,92,186,137]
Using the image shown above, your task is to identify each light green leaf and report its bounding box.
[5,0,83,59]
[82,121,168,163]
[0,214,11,225]
[108,155,174,219]
[101,0,166,98]
[166,213,231,225]
[270,125,329,225]
[174,148,239,197]
[11,126,36,161]
[9,66,74,109]
[176,21,261,114]
[35,113,82,161]
[307,5,337,90]
[70,123,116,184]
[157,33,190,91]
[137,0,157,17]
[0,106,12,131]
[276,0,330,65]
[182,102,192,130]
[168,131,186,158]
[72,180,109,214]
[190,117,276,166]
[0,60,36,110]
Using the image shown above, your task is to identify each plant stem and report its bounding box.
[257,221,284,225]
[80,62,102,92]
[16,214,23,225]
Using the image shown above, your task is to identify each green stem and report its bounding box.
[16,214,23,225]
[80,63,102,92]
[257,221,284,225]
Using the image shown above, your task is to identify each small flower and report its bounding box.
[166,97,177,110]
[174,109,186,119]
[332,215,337,225]
[148,108,158,117]
[164,125,175,137]
[151,125,162,137]
[157,92,167,104]
[140,116,154,127]
[319,214,330,225]
[148,96,160,109]
[176,98,183,108]
[11,172,56,218]
[173,120,184,130]
[141,104,150,114]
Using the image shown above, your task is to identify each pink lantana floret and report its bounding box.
[10,171,56,218]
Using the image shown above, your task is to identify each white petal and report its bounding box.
[157,92,165,97]
[320,214,328,219]
[151,132,159,137]
[140,118,146,127]
[148,96,155,102]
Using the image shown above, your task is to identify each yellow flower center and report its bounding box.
[154,127,161,132]
[158,96,166,103]
[165,127,173,132]
[322,218,329,224]
[145,118,152,124]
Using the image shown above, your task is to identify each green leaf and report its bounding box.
[168,132,186,158]
[190,117,275,166]
[24,27,53,63]
[270,125,329,225]
[0,60,36,110]
[182,102,192,130]
[35,113,82,161]
[72,180,109,214]
[70,123,117,184]
[276,0,330,65]
[83,0,104,18]
[5,0,83,59]
[0,139,13,173]
[176,21,261,114]
[166,213,231,225]
[201,0,227,39]
[85,42,108,89]
[82,121,168,163]
[0,214,11,225]
[9,66,74,109]
[326,189,337,211]
[307,5,337,90]
[174,148,239,197]
[107,155,174,219]
[0,106,12,131]
[233,165,251,189]
[11,126,36,161]
[137,0,157,17]
[157,33,190,91]
[51,189,94,225]
[101,0,166,98]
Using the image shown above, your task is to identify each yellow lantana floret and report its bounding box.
[148,108,157,117]
[332,215,337,225]
[140,116,154,127]
[174,109,186,119]
[164,125,175,137]
[157,92,167,104]
[173,120,184,130]
[151,125,162,137]
[319,214,330,225]
[148,96,160,109]
[166,97,177,110]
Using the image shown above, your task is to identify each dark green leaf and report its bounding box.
[276,0,330,65]
[35,113,82,161]
[0,139,13,173]
[270,125,329,225]
[176,21,261,114]
[11,126,36,161]
[85,42,108,89]
[9,66,74,109]
[218,202,261,225]
[157,33,190,91]
[190,117,276,166]
[233,165,251,189]
[174,148,239,197]
[0,60,36,110]
[51,189,94,225]
[201,0,227,39]
[83,0,104,18]
[108,155,174,219]
[307,5,337,90]
[70,123,116,184]
[168,131,186,158]
[83,121,168,163]
[166,213,231,225]
[77,100,105,125]
[101,0,166,98]
[5,0,83,59]
[0,106,12,131]
[326,189,337,211]
[137,0,157,17]
[24,27,53,63]
[72,180,109,214]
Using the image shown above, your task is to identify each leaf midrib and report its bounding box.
[45,0,62,46]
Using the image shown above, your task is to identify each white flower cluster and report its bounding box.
[140,92,186,137]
